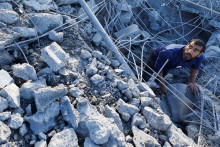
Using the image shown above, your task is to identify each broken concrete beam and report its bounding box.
[48,128,78,147]
[34,84,67,112]
[143,106,172,131]
[0,83,20,108]
[12,63,37,81]
[12,27,37,38]
[0,121,11,144]
[41,42,69,72]
[114,24,141,41]
[60,96,80,129]
[0,69,13,89]
[26,101,60,135]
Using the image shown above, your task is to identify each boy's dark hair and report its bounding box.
[189,39,206,53]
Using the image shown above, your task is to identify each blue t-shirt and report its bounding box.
[154,44,205,73]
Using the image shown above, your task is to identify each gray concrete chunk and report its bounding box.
[0,3,13,10]
[12,27,37,38]
[132,126,160,147]
[116,99,139,121]
[128,78,140,98]
[117,80,128,91]
[131,113,146,129]
[26,102,60,135]
[34,84,67,112]
[48,128,78,147]
[105,105,123,132]
[143,107,172,131]
[90,74,104,86]
[29,13,63,33]
[41,42,69,72]
[60,96,80,129]
[84,137,100,147]
[20,82,46,100]
[0,69,13,89]
[0,83,20,108]
[140,97,153,107]
[0,121,11,144]
[0,9,19,24]
[81,49,92,59]
[12,63,37,80]
[49,30,64,42]
[19,124,28,136]
[0,112,11,121]
[69,87,84,98]
[0,96,8,113]
[8,113,23,129]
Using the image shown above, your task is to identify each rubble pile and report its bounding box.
[0,0,219,146]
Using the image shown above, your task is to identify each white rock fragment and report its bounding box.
[132,126,160,147]
[0,9,19,24]
[34,140,47,147]
[0,112,11,121]
[90,74,104,86]
[0,69,13,89]
[41,42,69,72]
[0,121,11,144]
[84,137,100,147]
[8,113,24,129]
[143,107,172,131]
[12,63,37,80]
[0,83,20,108]
[19,124,28,136]
[49,30,64,42]
[81,49,92,59]
[48,128,78,147]
[116,99,139,121]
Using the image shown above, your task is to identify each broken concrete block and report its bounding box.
[26,101,60,135]
[0,121,11,144]
[69,87,84,98]
[38,132,47,140]
[132,126,160,147]
[34,84,67,112]
[78,0,99,20]
[0,83,20,108]
[92,33,102,46]
[143,107,172,131]
[131,113,146,129]
[19,124,28,136]
[12,63,37,80]
[0,69,13,89]
[105,105,123,132]
[111,59,120,67]
[20,82,46,100]
[166,125,195,146]
[128,78,140,98]
[60,96,80,129]
[34,140,47,147]
[8,113,23,129]
[116,99,139,121]
[77,98,126,146]
[90,74,104,86]
[0,29,19,49]
[81,49,92,59]
[0,96,8,113]
[114,24,141,41]
[0,9,19,24]
[117,80,128,91]
[12,27,37,38]
[41,42,69,72]
[29,13,63,33]
[48,128,78,147]
[84,137,100,147]
[49,30,64,42]
[87,66,98,76]
[140,97,152,107]
[0,2,13,10]
[23,0,58,11]
[0,111,11,121]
